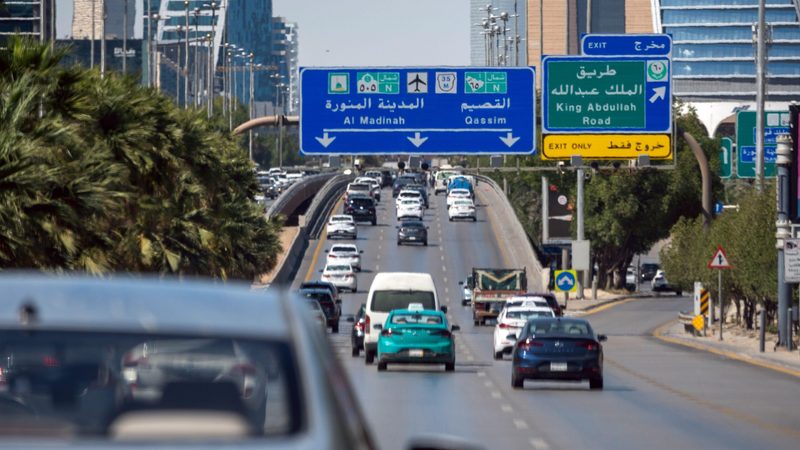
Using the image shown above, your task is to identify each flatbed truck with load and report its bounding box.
[466,267,527,325]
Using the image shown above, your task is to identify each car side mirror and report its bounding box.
[324,250,329,253]
[360,250,364,254]
[373,324,383,331]
[598,334,608,342]
[451,325,460,332]
[318,269,323,273]
[335,299,342,304]
[506,333,517,340]
[426,226,430,229]
[458,281,464,285]
[346,317,354,323]
[440,306,448,314]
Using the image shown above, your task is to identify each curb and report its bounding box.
[652,320,800,379]
[567,293,649,316]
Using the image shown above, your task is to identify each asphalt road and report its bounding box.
[292,187,800,450]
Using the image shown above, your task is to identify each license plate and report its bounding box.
[409,349,424,357]
[408,237,417,240]
[550,362,568,372]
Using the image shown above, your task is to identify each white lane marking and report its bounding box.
[379,235,384,241]
[440,255,445,261]
[444,287,449,294]
[466,355,475,362]
[442,266,447,273]
[513,419,529,430]
[376,265,380,271]
[501,404,513,413]
[530,438,550,449]
[443,277,448,283]
[490,391,502,399]
[477,371,486,377]
[483,380,494,388]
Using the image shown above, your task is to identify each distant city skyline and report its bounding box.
[272,0,470,67]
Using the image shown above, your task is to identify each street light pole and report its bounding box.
[150,14,160,89]
[193,8,200,107]
[208,2,217,117]
[755,0,767,191]
[184,0,190,109]
[207,34,213,118]
[776,134,793,348]
[91,0,96,69]
[122,0,128,74]
[176,26,183,105]
[249,54,255,161]
[100,1,107,78]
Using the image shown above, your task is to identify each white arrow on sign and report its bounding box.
[407,132,428,148]
[315,132,336,148]
[499,132,520,148]
[649,86,666,103]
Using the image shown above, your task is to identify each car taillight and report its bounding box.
[344,274,353,279]
[381,328,403,336]
[355,320,364,332]
[577,341,599,351]
[42,356,59,367]
[498,323,509,329]
[432,329,452,338]
[365,315,371,333]
[517,339,544,351]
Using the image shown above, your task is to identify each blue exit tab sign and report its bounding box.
[581,34,672,57]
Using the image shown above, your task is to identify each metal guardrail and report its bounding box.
[266,173,337,220]
[305,174,354,239]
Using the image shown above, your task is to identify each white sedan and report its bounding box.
[326,243,362,271]
[397,199,424,220]
[355,177,382,201]
[321,263,358,293]
[493,306,555,360]
[326,215,357,240]
[448,198,476,222]
[447,188,472,207]
[396,190,423,208]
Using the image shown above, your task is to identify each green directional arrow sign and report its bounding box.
[720,137,732,179]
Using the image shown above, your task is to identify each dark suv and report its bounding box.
[640,263,660,282]
[397,220,428,246]
[380,170,394,188]
[345,196,377,225]
[299,288,342,333]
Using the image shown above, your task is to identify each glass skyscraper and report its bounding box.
[470,0,528,66]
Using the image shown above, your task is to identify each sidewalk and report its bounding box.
[656,320,800,377]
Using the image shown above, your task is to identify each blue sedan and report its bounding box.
[509,317,607,390]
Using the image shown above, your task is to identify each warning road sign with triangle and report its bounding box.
[708,246,732,269]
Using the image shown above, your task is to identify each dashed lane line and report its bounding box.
[530,438,550,449]
[501,404,513,413]
[491,391,502,399]
[513,419,529,430]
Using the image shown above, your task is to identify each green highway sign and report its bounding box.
[720,137,732,179]
[735,111,790,178]
[542,56,671,134]
[465,71,507,93]
[356,72,400,94]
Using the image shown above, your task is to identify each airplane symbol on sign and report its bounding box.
[407,72,428,93]
[409,74,426,91]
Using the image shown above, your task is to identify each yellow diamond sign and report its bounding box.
[692,314,705,332]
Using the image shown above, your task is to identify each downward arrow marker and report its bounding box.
[315,132,336,148]
[407,132,428,148]
[499,132,520,147]
[649,86,666,103]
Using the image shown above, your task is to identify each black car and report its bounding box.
[510,317,606,390]
[347,303,366,356]
[405,184,429,208]
[380,170,394,188]
[640,263,660,282]
[397,220,428,246]
[299,280,341,303]
[344,196,377,225]
[392,176,417,197]
[298,288,342,333]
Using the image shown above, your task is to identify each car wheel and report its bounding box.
[377,361,387,371]
[372,219,377,226]
[461,299,467,306]
[445,362,455,372]
[511,374,524,389]
[473,319,479,326]
[365,350,375,364]
[423,240,428,246]
[472,217,477,222]
[493,351,503,360]
[397,241,402,246]
[676,290,682,296]
[590,377,604,390]
[351,346,360,357]
[352,288,357,293]
[332,322,339,334]
[449,217,453,222]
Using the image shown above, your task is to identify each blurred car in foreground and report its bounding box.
[374,306,459,372]
[0,274,376,447]
[510,317,606,390]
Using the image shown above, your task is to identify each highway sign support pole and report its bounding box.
[718,270,723,341]
[776,134,793,348]
[576,162,585,300]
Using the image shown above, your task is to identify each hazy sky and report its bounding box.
[273,0,470,67]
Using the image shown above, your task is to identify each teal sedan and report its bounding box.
[375,308,460,372]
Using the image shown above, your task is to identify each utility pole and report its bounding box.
[754,0,767,191]
[193,8,200,107]
[176,26,183,105]
[183,3,190,109]
[249,54,255,161]
[207,34,213,118]
[100,1,106,78]
[122,0,128,74]
[91,0,96,69]
[209,2,218,117]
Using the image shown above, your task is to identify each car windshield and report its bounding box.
[401,221,424,228]
[0,331,298,438]
[326,265,351,272]
[349,184,370,191]
[371,290,436,313]
[526,320,593,338]
[390,313,443,325]
[454,200,472,206]
[330,216,352,223]
[400,200,419,206]
[331,245,356,253]
[350,198,373,206]
[507,310,554,320]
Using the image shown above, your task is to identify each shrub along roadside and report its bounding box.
[0,37,281,280]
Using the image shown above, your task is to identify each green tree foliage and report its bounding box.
[0,37,281,280]
[662,187,776,328]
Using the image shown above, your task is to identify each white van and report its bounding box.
[362,272,444,363]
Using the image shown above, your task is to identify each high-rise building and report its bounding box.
[0,0,55,46]
[526,0,800,135]
[469,0,528,66]
[272,17,298,114]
